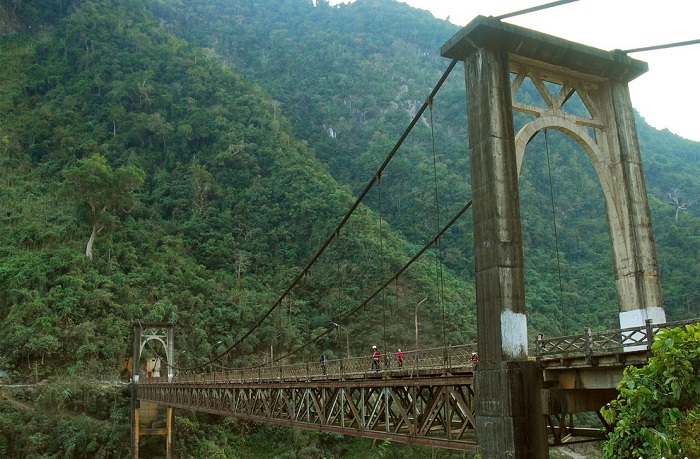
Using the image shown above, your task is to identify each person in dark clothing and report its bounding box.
[320,354,327,375]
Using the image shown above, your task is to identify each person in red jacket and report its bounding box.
[372,346,380,371]
[396,349,404,368]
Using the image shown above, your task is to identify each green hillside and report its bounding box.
[154,0,700,328]
[0,0,699,456]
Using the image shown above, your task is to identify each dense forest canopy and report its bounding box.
[148,0,700,327]
[0,0,699,456]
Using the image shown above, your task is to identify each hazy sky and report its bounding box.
[330,0,700,142]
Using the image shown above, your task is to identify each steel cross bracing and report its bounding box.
[138,345,479,450]
[139,375,478,451]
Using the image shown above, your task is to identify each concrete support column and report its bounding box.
[166,407,173,459]
[167,326,175,381]
[608,80,666,328]
[475,362,546,457]
[131,324,142,458]
[466,46,527,363]
[132,324,142,383]
[133,407,140,459]
[464,46,548,458]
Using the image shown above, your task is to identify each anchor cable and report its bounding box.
[495,0,580,20]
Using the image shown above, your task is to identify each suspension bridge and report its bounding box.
[130,10,698,459]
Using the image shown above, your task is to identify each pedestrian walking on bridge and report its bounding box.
[372,346,380,371]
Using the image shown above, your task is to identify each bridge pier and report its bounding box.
[475,362,546,457]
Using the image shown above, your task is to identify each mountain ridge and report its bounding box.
[0,0,699,456]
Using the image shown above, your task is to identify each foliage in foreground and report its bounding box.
[601,323,700,458]
[0,378,130,458]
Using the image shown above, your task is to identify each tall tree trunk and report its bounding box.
[85,222,98,260]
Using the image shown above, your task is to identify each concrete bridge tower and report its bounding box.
[441,16,665,457]
[131,322,175,459]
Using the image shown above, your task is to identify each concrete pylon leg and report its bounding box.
[462,45,548,459]
[608,80,666,329]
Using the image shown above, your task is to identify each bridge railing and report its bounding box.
[535,318,699,363]
[140,343,478,385]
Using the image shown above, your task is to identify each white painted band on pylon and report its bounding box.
[501,309,528,359]
[619,307,667,351]
[619,307,666,329]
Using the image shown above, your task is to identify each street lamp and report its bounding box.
[333,322,350,359]
[414,298,428,351]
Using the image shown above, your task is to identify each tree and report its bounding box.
[61,154,145,260]
[190,162,214,216]
[667,187,695,225]
[601,323,700,458]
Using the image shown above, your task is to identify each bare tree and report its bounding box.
[190,163,213,216]
[667,188,695,225]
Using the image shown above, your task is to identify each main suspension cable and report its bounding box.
[621,38,700,54]
[266,200,474,366]
[173,59,460,372]
[495,0,580,20]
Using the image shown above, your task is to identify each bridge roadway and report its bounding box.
[136,320,696,451]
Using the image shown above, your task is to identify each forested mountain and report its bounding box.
[0,0,699,456]
[149,0,700,327]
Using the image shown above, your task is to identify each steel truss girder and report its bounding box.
[546,411,610,447]
[138,378,478,451]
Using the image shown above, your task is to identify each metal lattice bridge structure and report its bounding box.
[131,13,691,459]
[132,319,699,457]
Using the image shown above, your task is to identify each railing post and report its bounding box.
[645,318,654,353]
[535,333,543,365]
[444,346,450,374]
[584,328,592,365]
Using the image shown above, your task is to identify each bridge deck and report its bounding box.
[135,320,698,449]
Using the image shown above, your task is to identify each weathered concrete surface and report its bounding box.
[607,80,665,324]
[475,361,547,458]
[461,42,546,458]
[441,15,647,82]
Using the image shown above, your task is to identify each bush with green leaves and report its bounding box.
[601,323,700,458]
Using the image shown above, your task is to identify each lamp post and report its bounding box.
[414,298,428,351]
[333,322,350,359]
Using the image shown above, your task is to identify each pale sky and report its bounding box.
[330,0,700,142]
